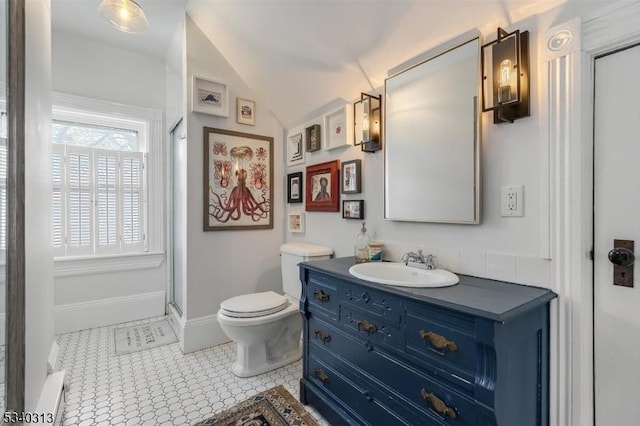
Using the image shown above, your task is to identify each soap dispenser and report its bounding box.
[354,222,371,263]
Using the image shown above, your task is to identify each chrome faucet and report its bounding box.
[401,249,437,270]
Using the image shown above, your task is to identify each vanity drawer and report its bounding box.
[305,274,339,319]
[342,283,402,323]
[308,314,355,353]
[405,312,477,379]
[355,346,482,425]
[308,354,411,426]
[341,305,402,350]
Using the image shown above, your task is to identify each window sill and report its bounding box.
[53,251,165,277]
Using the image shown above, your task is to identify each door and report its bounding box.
[169,118,186,315]
[594,43,640,426]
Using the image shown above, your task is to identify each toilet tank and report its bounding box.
[281,242,333,299]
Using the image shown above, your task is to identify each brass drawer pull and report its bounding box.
[313,289,330,303]
[314,368,330,383]
[356,319,378,333]
[314,328,332,344]
[419,329,458,353]
[421,389,457,419]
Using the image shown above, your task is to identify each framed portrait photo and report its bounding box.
[305,124,321,152]
[287,172,303,203]
[288,212,305,233]
[203,127,273,231]
[341,159,361,194]
[287,130,305,167]
[192,75,229,117]
[236,98,256,126]
[306,160,340,212]
[342,200,364,219]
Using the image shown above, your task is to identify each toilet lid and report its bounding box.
[220,291,290,318]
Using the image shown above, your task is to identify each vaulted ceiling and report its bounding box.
[51,0,606,129]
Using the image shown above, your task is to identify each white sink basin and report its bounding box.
[348,262,459,288]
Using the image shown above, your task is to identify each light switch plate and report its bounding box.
[501,185,524,217]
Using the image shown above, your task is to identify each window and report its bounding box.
[52,114,148,257]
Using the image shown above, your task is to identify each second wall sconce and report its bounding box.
[353,93,382,152]
[481,27,530,124]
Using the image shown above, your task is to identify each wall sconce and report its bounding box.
[481,27,530,123]
[353,93,382,152]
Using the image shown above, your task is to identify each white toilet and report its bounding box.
[217,242,333,377]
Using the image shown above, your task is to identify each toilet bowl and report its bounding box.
[217,242,333,377]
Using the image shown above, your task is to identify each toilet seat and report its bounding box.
[220,291,289,318]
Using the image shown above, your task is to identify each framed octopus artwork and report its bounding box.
[203,127,274,231]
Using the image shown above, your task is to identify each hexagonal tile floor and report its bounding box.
[55,316,329,426]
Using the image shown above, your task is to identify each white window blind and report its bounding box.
[95,149,119,252]
[66,147,94,255]
[52,144,65,254]
[52,117,147,257]
[121,153,144,250]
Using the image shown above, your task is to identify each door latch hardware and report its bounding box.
[609,239,634,288]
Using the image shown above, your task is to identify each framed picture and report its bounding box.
[236,98,256,126]
[341,159,361,194]
[305,124,321,152]
[287,172,303,203]
[342,200,364,219]
[288,212,305,233]
[203,127,273,231]
[287,130,305,166]
[324,103,353,150]
[192,75,229,117]
[306,160,340,212]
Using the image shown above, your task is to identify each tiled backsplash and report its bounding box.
[382,241,553,289]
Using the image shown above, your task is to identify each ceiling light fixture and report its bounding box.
[98,0,149,34]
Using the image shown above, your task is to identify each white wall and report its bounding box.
[51,32,168,333]
[25,0,54,410]
[51,32,166,111]
[180,16,285,352]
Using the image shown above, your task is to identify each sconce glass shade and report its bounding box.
[481,28,530,123]
[98,0,149,34]
[353,93,382,152]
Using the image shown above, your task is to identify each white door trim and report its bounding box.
[545,2,640,425]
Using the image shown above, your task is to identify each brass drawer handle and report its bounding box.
[314,328,332,344]
[419,329,458,353]
[356,319,378,333]
[421,389,457,419]
[314,368,329,383]
[313,289,330,303]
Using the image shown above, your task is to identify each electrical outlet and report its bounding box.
[501,185,524,217]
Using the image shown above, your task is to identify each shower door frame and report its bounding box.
[4,0,26,416]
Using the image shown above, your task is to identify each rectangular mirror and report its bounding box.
[384,37,481,224]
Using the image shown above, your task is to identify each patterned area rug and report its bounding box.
[193,385,318,426]
[113,320,178,355]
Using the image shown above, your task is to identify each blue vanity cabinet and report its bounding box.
[299,258,557,426]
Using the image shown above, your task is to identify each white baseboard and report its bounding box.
[28,370,65,425]
[47,341,59,374]
[182,313,230,354]
[55,291,165,334]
